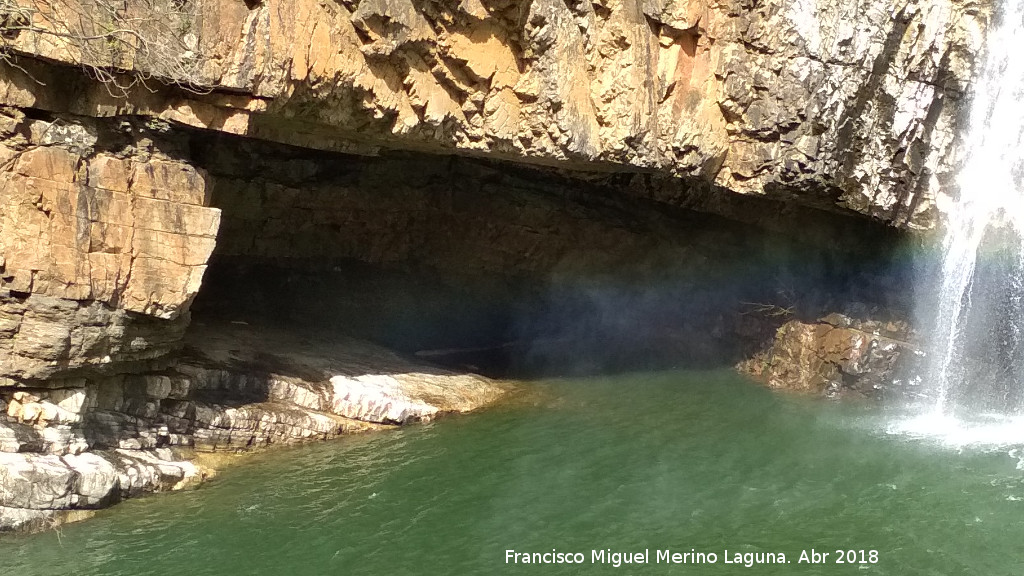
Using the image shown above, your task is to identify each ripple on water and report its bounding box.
[4,370,1024,576]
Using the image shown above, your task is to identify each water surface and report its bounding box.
[4,371,1024,575]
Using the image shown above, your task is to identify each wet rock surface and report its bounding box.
[0,321,509,532]
[0,449,200,532]
[740,313,915,398]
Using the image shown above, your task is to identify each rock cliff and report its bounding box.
[0,0,992,531]
[0,0,987,227]
[0,110,217,382]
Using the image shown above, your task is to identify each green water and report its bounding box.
[4,370,1024,575]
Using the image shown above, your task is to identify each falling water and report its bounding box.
[924,0,1024,420]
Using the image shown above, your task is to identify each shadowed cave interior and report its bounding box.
[186,130,916,378]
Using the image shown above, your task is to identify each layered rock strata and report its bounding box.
[0,321,508,532]
[0,0,990,532]
[0,0,989,228]
[0,108,218,382]
[0,0,986,388]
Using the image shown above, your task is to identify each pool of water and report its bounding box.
[4,370,1024,575]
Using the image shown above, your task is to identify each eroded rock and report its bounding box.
[0,321,510,532]
[0,0,988,228]
[740,313,914,397]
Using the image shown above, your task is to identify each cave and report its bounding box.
[6,0,1022,562]
[181,128,914,379]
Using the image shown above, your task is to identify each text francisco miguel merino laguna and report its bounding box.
[505,548,878,568]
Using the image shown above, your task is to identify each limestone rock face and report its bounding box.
[0,111,219,380]
[0,0,987,391]
[0,0,987,228]
[0,321,509,532]
[0,112,218,317]
[329,375,441,424]
[0,448,201,532]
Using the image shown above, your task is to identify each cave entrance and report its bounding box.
[184,131,908,378]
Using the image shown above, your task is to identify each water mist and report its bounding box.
[897,0,1024,445]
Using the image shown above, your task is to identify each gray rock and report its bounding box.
[0,453,74,509]
[0,321,507,532]
[64,452,119,507]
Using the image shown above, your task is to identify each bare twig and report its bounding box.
[739,301,796,318]
[0,0,212,96]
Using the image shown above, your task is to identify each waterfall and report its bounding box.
[925,0,1024,418]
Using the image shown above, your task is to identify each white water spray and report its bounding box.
[924,0,1024,421]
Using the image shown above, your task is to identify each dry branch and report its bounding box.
[739,301,795,318]
[0,0,210,95]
